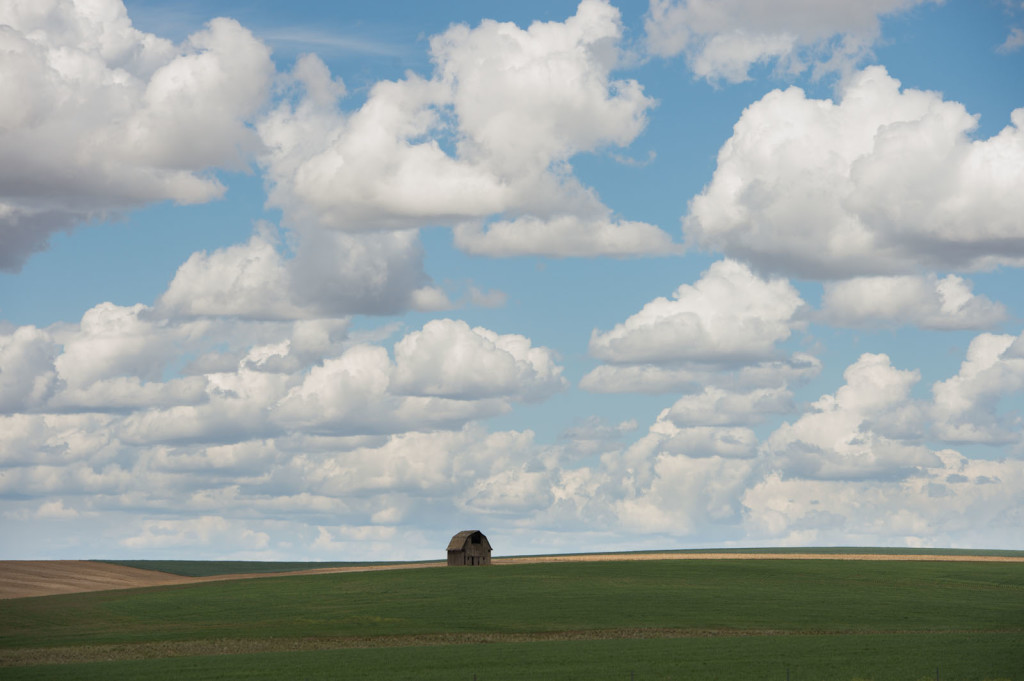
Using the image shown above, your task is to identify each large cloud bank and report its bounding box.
[7,254,1021,557]
[0,0,273,270]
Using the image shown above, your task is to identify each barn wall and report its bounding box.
[465,545,491,564]
[446,531,492,566]
[447,547,491,566]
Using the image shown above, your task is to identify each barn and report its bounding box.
[446,530,492,566]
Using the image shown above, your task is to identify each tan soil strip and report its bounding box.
[3,553,1021,600]
[192,561,445,582]
[3,628,1008,668]
[0,560,445,600]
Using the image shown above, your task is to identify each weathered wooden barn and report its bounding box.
[446,530,492,566]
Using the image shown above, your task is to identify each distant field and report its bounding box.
[103,547,1024,577]
[2,557,1022,680]
[508,546,1024,559]
[102,559,417,577]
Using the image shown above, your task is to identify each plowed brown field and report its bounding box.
[3,552,1021,600]
[0,561,194,599]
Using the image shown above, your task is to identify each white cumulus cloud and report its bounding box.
[54,303,208,390]
[0,325,59,412]
[664,386,794,427]
[930,331,1024,445]
[686,67,1024,278]
[258,1,672,257]
[391,319,567,402]
[589,259,804,364]
[159,226,435,319]
[820,274,1007,329]
[613,435,757,534]
[580,353,821,394]
[765,353,938,480]
[743,451,1024,548]
[121,515,269,550]
[453,215,681,258]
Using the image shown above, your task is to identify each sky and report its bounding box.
[1,0,1023,561]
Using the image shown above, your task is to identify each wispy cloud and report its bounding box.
[997,26,1024,53]
[261,28,407,57]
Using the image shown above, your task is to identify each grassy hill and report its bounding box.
[3,557,1022,680]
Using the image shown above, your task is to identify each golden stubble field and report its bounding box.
[3,552,1022,600]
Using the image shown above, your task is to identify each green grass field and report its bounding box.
[3,558,1023,680]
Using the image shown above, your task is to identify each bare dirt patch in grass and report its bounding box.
[3,627,988,667]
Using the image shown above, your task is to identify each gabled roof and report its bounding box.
[446,530,491,551]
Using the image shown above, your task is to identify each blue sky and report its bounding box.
[1,0,1023,560]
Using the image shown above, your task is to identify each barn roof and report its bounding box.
[446,530,490,551]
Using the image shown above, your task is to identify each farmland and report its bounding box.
[2,556,1023,680]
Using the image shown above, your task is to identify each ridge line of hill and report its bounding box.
[2,549,1023,599]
